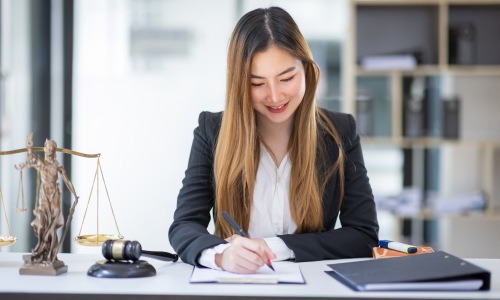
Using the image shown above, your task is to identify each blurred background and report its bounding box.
[0,0,499,258]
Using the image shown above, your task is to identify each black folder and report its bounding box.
[326,251,490,291]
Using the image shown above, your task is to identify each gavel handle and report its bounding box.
[142,250,179,262]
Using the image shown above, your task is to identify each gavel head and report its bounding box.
[102,240,142,262]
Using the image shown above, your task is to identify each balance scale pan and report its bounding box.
[73,234,124,247]
[0,235,18,247]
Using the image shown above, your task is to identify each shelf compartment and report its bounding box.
[356,5,439,65]
[448,4,500,65]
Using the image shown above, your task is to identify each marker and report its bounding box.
[378,240,418,254]
[222,211,275,271]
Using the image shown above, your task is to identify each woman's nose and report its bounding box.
[267,83,283,103]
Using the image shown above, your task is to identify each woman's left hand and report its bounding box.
[225,235,269,248]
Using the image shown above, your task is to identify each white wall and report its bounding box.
[439,216,500,258]
[456,76,500,139]
[0,0,34,253]
[71,0,234,253]
[242,0,349,41]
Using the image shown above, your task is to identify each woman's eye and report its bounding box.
[252,83,264,87]
[281,75,295,82]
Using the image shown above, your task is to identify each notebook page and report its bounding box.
[190,261,304,283]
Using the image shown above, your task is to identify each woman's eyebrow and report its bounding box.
[277,66,296,76]
[251,66,296,79]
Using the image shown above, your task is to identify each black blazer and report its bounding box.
[168,108,379,267]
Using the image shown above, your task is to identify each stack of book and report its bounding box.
[373,246,434,259]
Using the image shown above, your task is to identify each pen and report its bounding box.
[378,240,418,254]
[222,211,275,272]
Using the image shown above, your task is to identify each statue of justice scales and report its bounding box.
[0,133,123,275]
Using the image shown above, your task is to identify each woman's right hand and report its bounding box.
[215,235,276,274]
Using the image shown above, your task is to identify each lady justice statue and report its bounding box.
[15,133,79,275]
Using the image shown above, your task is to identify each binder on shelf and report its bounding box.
[356,97,373,136]
[443,98,460,139]
[426,76,442,137]
[449,23,476,65]
[403,77,428,138]
[326,251,490,291]
[404,97,425,137]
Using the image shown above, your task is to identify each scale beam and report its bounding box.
[0,144,121,249]
[0,147,100,158]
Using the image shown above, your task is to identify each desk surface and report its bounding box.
[0,253,499,300]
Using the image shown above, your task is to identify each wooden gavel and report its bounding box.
[102,240,178,262]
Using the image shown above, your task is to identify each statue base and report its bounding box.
[19,255,68,276]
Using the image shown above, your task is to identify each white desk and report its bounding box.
[0,253,499,299]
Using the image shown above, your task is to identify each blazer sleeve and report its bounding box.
[278,114,379,262]
[168,112,227,266]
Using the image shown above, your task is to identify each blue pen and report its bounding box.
[222,211,275,271]
[378,240,418,254]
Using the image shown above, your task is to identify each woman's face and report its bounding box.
[250,46,306,125]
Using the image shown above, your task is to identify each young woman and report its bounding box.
[169,7,378,274]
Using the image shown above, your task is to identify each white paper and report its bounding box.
[364,279,483,291]
[190,261,304,284]
[361,55,417,71]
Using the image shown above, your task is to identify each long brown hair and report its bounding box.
[214,7,345,238]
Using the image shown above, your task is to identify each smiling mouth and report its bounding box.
[265,100,290,114]
[266,101,289,110]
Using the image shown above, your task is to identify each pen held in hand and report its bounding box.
[222,210,275,272]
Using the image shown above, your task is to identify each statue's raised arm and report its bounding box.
[15,133,43,172]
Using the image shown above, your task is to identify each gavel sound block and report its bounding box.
[88,240,178,278]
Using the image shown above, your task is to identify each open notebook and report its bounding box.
[190,261,305,284]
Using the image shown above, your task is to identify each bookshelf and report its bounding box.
[343,0,500,248]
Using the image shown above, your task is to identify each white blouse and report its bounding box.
[198,143,296,270]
